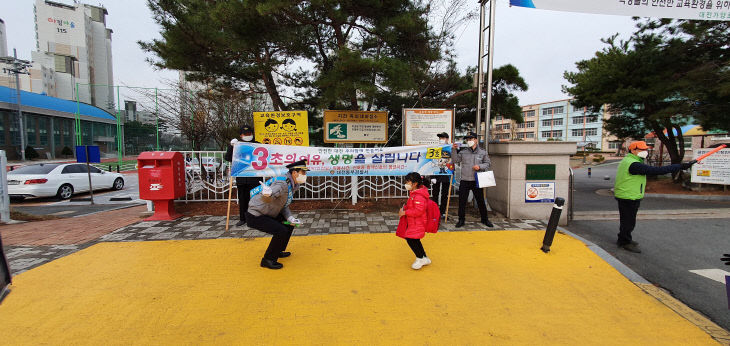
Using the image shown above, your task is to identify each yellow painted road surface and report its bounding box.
[0,231,717,345]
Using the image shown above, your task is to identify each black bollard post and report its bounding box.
[587,167,591,178]
[108,165,112,171]
[541,197,565,253]
[117,165,120,173]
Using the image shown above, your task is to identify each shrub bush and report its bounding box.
[61,146,73,158]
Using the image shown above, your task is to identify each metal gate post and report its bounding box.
[351,176,358,205]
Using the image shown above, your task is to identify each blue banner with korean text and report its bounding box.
[230,143,454,177]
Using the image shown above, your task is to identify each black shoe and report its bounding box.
[482,219,494,228]
[455,221,465,228]
[235,220,246,226]
[260,258,283,269]
[279,251,291,258]
[618,242,642,253]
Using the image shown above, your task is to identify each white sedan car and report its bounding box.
[7,163,125,200]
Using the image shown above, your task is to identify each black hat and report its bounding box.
[464,132,478,139]
[240,125,253,134]
[437,132,449,139]
[286,159,309,171]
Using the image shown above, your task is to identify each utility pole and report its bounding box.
[0,49,31,161]
[476,0,496,150]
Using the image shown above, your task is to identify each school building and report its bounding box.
[490,99,620,151]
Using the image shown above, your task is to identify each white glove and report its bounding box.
[230,138,239,145]
[431,178,437,184]
[260,181,272,197]
[287,216,302,225]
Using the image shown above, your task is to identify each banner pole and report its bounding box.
[444,178,453,223]
[225,169,234,231]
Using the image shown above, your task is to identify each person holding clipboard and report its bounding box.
[451,132,493,228]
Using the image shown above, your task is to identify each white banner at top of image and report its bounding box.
[509,0,730,21]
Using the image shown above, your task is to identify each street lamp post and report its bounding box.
[1,49,31,161]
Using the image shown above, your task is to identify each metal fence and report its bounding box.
[176,150,447,204]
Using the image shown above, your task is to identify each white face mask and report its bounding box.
[439,139,447,144]
[295,174,307,184]
[637,151,649,159]
[467,140,476,147]
[404,183,413,191]
[241,135,254,141]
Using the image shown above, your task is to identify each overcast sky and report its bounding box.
[3,0,638,106]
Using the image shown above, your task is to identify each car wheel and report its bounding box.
[57,184,74,200]
[113,177,124,190]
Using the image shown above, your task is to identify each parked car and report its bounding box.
[7,163,125,200]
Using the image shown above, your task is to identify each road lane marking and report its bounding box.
[689,269,730,285]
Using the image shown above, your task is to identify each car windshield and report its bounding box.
[9,164,60,175]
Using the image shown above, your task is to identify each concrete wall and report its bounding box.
[488,142,576,225]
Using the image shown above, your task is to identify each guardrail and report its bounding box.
[175,150,457,204]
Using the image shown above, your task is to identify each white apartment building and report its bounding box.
[0,1,115,113]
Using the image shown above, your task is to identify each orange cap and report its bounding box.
[628,141,651,151]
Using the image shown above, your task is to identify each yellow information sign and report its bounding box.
[253,111,309,146]
[323,110,388,143]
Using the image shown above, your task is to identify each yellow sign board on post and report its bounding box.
[323,110,388,144]
[253,111,309,146]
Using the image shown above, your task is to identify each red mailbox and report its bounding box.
[137,151,185,221]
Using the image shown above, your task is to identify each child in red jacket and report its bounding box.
[396,172,432,270]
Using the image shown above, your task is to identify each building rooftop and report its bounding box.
[0,86,116,121]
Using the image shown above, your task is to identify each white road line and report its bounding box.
[689,269,730,285]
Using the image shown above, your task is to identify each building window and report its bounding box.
[63,119,73,146]
[82,121,92,145]
[522,110,535,118]
[502,123,510,130]
[517,121,535,129]
[608,141,622,149]
[572,116,598,124]
[552,130,562,138]
[25,115,36,146]
[571,129,583,137]
[525,132,535,138]
[39,117,48,146]
[585,128,598,136]
[495,116,503,121]
[541,119,563,127]
[516,132,525,139]
[542,106,565,116]
[541,131,552,138]
[573,105,584,112]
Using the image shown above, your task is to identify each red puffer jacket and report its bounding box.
[395,186,430,239]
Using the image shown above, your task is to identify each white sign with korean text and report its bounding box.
[525,182,555,203]
[691,148,730,185]
[510,0,730,21]
[403,109,454,146]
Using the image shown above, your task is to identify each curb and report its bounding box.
[558,226,730,345]
[645,193,730,201]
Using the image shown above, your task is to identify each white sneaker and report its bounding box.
[421,256,431,266]
[411,257,431,270]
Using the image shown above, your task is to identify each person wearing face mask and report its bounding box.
[614,141,696,253]
[430,132,452,218]
[225,125,262,226]
[396,172,433,270]
[451,132,493,228]
[246,160,309,269]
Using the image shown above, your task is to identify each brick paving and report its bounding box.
[0,205,147,246]
[2,208,549,275]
